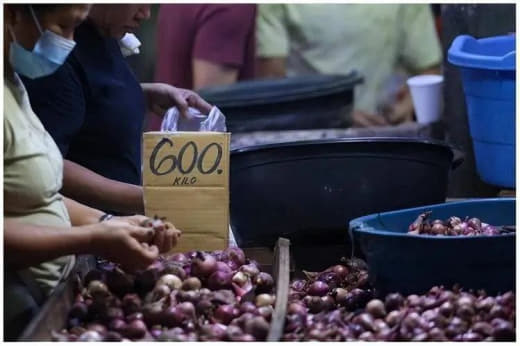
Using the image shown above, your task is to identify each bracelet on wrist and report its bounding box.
[99,213,114,222]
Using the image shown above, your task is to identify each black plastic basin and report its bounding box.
[199,73,362,133]
[230,138,463,256]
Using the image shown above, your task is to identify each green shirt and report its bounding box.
[4,75,75,298]
[257,4,442,114]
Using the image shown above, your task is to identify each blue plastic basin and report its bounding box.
[349,198,515,295]
[448,35,516,188]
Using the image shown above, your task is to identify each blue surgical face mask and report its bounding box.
[8,6,76,79]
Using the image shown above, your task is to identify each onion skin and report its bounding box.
[207,271,233,290]
[307,281,329,297]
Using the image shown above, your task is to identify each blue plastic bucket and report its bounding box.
[448,35,515,188]
[349,198,515,295]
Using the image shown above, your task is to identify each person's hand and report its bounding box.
[89,220,158,272]
[114,215,182,253]
[142,83,212,118]
[351,110,390,128]
[383,85,415,125]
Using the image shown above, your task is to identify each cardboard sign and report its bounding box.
[143,131,230,252]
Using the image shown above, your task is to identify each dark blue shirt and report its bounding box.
[22,20,146,187]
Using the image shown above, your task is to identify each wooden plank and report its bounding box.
[267,238,291,341]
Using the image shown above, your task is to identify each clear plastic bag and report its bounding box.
[160,106,227,132]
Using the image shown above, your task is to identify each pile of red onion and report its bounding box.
[408,212,511,236]
[283,262,515,341]
[53,247,275,342]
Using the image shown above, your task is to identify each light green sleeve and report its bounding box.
[398,4,443,72]
[256,4,290,57]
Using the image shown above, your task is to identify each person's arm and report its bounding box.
[62,160,144,215]
[190,5,256,89]
[4,219,158,271]
[255,4,289,78]
[62,195,181,253]
[192,59,239,90]
[255,57,287,78]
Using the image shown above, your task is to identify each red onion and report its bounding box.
[142,299,165,326]
[78,330,103,342]
[87,280,111,301]
[105,267,134,297]
[257,305,273,321]
[332,287,349,305]
[240,264,260,277]
[135,267,161,294]
[232,271,249,286]
[87,323,107,335]
[207,271,233,290]
[244,316,270,340]
[307,281,329,297]
[177,301,196,320]
[109,318,126,333]
[156,274,182,290]
[68,302,88,320]
[181,277,202,291]
[161,262,187,279]
[122,294,141,315]
[366,299,386,318]
[162,306,186,328]
[288,302,308,316]
[331,265,349,279]
[196,299,213,316]
[215,261,232,273]
[214,304,239,325]
[84,269,105,285]
[223,247,246,268]
[176,289,200,303]
[126,312,143,322]
[200,323,227,341]
[122,319,147,339]
[291,279,306,292]
[151,284,171,301]
[240,301,257,314]
[150,326,163,339]
[254,272,274,294]
[191,252,217,277]
[256,293,275,307]
[321,295,336,311]
[105,307,124,322]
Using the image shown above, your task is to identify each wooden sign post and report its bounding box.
[143,132,230,253]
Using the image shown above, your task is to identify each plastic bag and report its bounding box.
[160,106,227,132]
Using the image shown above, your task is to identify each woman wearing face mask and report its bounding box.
[4,5,181,340]
[21,4,213,216]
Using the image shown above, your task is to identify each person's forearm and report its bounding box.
[62,160,144,215]
[4,219,94,269]
[192,59,239,90]
[255,57,287,78]
[63,197,104,226]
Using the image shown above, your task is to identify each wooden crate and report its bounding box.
[19,239,291,341]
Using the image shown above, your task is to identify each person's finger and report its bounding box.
[169,90,190,118]
[186,93,212,114]
[129,226,155,243]
[171,228,181,248]
[153,227,166,253]
[125,215,149,226]
[164,228,177,252]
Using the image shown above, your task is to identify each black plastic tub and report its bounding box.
[349,198,515,295]
[199,73,362,133]
[230,138,463,269]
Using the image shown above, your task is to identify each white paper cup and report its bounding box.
[407,74,444,124]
